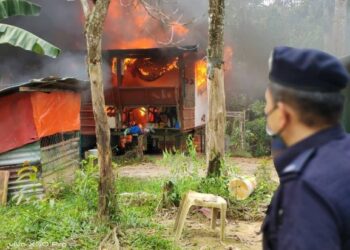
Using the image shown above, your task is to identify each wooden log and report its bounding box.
[228,177,257,200]
[0,171,10,206]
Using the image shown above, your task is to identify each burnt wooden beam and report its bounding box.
[104,45,198,59]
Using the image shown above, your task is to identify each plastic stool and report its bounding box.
[174,191,227,241]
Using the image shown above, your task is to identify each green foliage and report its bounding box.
[129,232,179,250]
[226,119,252,157]
[249,100,265,119]
[227,99,270,157]
[0,24,61,58]
[0,0,60,58]
[45,179,69,200]
[158,135,204,205]
[73,156,99,210]
[245,100,271,157]
[0,0,40,20]
[0,160,114,249]
[159,135,203,181]
[197,177,229,198]
[116,177,180,249]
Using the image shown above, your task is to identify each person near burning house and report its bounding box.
[262,46,350,250]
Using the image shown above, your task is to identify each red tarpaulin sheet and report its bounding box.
[0,91,81,154]
[31,92,81,138]
[0,93,38,154]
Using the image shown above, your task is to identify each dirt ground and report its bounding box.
[156,209,262,250]
[118,156,276,181]
[118,156,274,250]
[118,161,170,179]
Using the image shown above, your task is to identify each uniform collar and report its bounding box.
[274,124,346,176]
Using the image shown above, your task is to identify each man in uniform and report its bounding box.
[262,46,350,249]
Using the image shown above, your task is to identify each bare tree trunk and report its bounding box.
[206,0,226,177]
[80,0,117,221]
[332,0,348,56]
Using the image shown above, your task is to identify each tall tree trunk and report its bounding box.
[206,0,226,177]
[332,0,348,56]
[80,0,117,221]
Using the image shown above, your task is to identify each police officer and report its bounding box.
[262,46,350,250]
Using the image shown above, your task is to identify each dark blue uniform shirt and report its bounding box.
[263,125,350,250]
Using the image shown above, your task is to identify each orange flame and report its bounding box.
[111,57,117,74]
[195,59,207,91]
[103,0,190,49]
[123,58,137,72]
[139,107,147,117]
[123,57,178,77]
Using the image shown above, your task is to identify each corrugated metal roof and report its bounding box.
[0,142,41,166]
[0,77,89,97]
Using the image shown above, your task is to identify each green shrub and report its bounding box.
[129,232,179,250]
[245,100,271,157]
[0,157,118,249]
[196,177,229,198]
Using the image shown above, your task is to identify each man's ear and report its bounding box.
[277,102,291,126]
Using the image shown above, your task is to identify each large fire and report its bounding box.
[195,59,207,91]
[103,0,234,91]
[195,45,233,91]
[104,0,189,49]
[114,57,179,82]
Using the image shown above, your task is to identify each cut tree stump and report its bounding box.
[228,177,257,200]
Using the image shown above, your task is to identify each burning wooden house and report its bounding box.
[81,45,208,154]
[0,77,87,202]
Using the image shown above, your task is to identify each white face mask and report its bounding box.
[266,124,278,137]
[265,105,286,137]
[265,105,278,137]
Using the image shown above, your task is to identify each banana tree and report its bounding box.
[0,0,60,58]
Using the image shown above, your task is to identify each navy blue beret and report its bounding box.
[269,46,350,92]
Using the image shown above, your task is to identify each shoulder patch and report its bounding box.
[282,148,315,175]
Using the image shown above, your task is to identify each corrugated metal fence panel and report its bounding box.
[0,142,41,166]
[41,137,80,177]
[8,179,45,200]
[0,142,44,200]
[0,164,44,200]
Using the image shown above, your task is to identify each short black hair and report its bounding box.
[269,83,345,127]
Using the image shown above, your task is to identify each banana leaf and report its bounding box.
[0,0,40,20]
[0,23,60,58]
